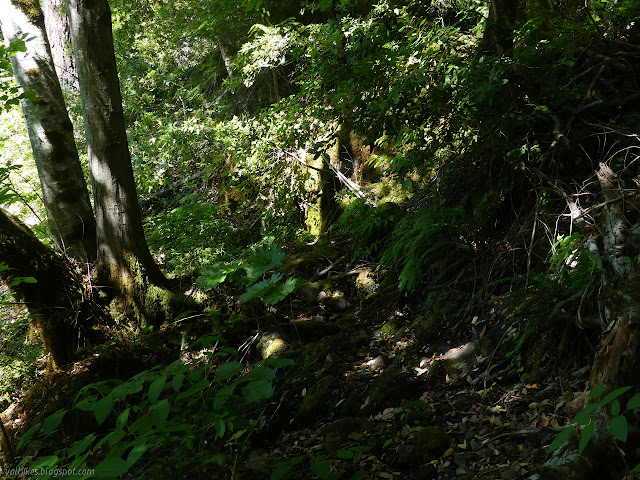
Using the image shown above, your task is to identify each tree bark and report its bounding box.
[42,0,78,91]
[64,0,177,325]
[0,0,97,264]
[0,209,104,369]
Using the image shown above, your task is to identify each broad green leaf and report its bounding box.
[148,375,167,404]
[632,463,640,472]
[609,415,627,442]
[547,426,575,453]
[215,361,244,381]
[68,434,96,458]
[350,473,367,480]
[243,244,285,280]
[16,423,41,451]
[126,443,148,466]
[579,423,595,453]
[76,395,98,411]
[240,365,275,383]
[626,393,640,410]
[271,456,303,480]
[43,409,66,435]
[151,399,171,427]
[171,373,185,391]
[95,457,129,477]
[337,448,354,459]
[610,399,620,416]
[116,408,130,430]
[601,386,632,406]
[263,277,301,305]
[94,396,115,425]
[196,262,241,291]
[310,458,331,479]
[31,455,59,468]
[242,379,273,402]
[214,418,226,438]
[261,357,294,368]
[107,429,127,447]
[589,383,605,399]
[239,273,283,302]
[572,404,597,425]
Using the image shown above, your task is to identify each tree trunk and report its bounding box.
[0,209,105,369]
[64,0,179,325]
[480,0,519,54]
[0,0,97,264]
[42,0,78,91]
[588,164,640,391]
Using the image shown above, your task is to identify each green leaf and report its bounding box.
[588,383,605,399]
[609,415,627,442]
[242,379,273,402]
[610,399,620,416]
[16,423,41,451]
[43,409,66,435]
[601,386,632,406]
[579,423,595,453]
[626,393,640,410]
[126,443,148,466]
[95,457,129,477]
[171,373,185,392]
[632,463,640,472]
[94,396,115,425]
[310,458,331,479]
[215,361,244,381]
[261,357,294,368]
[68,434,97,458]
[337,448,354,459]
[151,399,171,427]
[572,404,597,425]
[350,473,367,480]
[239,273,284,302]
[271,456,303,480]
[214,418,226,438]
[547,426,575,453]
[243,244,285,280]
[116,408,131,430]
[31,455,59,468]
[107,429,127,447]
[263,277,301,305]
[148,375,167,404]
[241,365,275,383]
[196,262,241,291]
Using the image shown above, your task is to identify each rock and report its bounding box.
[350,330,369,345]
[366,355,386,370]
[257,332,287,359]
[413,426,451,463]
[296,375,338,425]
[325,297,348,312]
[320,417,374,453]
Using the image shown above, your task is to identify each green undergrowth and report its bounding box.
[12,337,293,479]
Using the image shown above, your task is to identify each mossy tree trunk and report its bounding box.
[0,0,97,264]
[0,209,105,369]
[64,0,180,325]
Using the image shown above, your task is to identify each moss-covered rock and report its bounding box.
[361,371,418,415]
[404,399,437,426]
[296,375,338,425]
[413,426,451,463]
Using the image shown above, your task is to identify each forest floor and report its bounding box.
[2,241,637,480]
[217,243,614,480]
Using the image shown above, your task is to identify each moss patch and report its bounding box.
[413,426,451,463]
